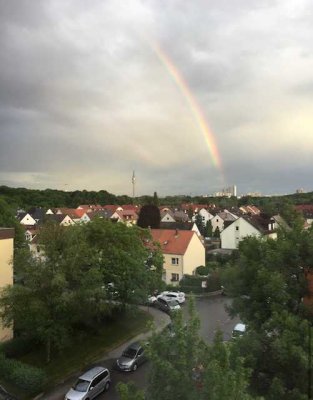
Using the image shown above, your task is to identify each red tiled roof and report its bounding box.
[0,228,15,240]
[56,208,84,218]
[122,204,139,211]
[104,205,121,212]
[296,205,313,213]
[150,229,196,255]
[114,210,138,220]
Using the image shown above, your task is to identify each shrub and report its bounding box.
[1,336,36,358]
[10,361,46,393]
[196,265,209,276]
[0,352,46,394]
[180,272,221,294]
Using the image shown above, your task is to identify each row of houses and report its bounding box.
[17,204,292,253]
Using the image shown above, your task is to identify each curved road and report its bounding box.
[92,295,239,400]
[42,295,238,399]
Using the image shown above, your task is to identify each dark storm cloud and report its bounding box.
[0,0,313,194]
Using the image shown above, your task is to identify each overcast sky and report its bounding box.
[0,0,312,196]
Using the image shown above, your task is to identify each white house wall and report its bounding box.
[20,214,36,226]
[161,213,175,223]
[221,218,262,249]
[211,215,225,233]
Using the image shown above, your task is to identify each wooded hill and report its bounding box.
[0,185,312,211]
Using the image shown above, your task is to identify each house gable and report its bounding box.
[221,217,262,249]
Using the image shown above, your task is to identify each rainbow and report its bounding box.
[152,43,223,174]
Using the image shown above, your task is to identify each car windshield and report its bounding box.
[122,348,137,358]
[73,378,90,392]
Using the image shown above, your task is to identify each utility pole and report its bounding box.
[132,170,136,200]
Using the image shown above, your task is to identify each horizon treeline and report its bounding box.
[0,185,313,212]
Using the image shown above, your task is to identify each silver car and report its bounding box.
[65,366,110,400]
[115,342,147,372]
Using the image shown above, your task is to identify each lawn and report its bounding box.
[0,307,152,399]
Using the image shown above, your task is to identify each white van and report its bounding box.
[65,366,110,400]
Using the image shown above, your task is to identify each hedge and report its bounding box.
[179,272,221,294]
[0,336,37,358]
[0,352,46,394]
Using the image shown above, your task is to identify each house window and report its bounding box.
[236,226,239,231]
[171,273,179,282]
[171,257,179,265]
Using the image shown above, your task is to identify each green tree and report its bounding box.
[152,192,159,207]
[0,220,164,362]
[83,218,163,304]
[0,197,25,250]
[214,226,220,238]
[205,219,213,237]
[144,300,256,400]
[222,228,313,399]
[117,382,145,400]
[195,214,205,236]
[137,205,161,229]
[0,223,107,362]
[118,300,256,400]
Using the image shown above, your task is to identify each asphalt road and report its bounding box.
[93,295,239,400]
[189,295,239,343]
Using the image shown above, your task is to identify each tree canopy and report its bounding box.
[137,205,161,229]
[222,227,313,399]
[0,219,163,362]
[119,300,257,400]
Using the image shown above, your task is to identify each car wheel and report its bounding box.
[132,363,138,371]
[104,381,110,391]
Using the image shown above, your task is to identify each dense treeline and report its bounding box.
[0,185,313,211]
[0,185,132,209]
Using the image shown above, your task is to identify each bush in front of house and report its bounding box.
[179,272,221,294]
[195,265,209,276]
[0,336,37,358]
[0,351,46,394]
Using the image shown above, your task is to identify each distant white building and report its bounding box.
[213,185,237,198]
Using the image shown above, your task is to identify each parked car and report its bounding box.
[147,295,157,304]
[64,366,110,400]
[232,323,246,338]
[157,291,185,304]
[154,297,181,314]
[115,341,147,372]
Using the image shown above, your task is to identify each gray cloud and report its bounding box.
[0,0,313,196]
